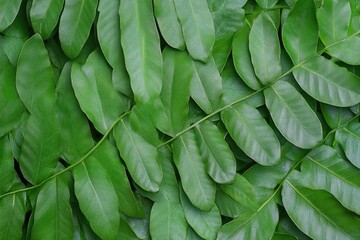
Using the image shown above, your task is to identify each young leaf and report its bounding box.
[232,24,262,90]
[317,0,360,65]
[150,201,187,240]
[119,0,162,104]
[71,49,129,134]
[264,80,323,149]
[32,176,73,240]
[180,188,222,240]
[282,0,318,64]
[113,118,162,192]
[173,0,215,62]
[195,121,236,184]
[293,56,360,107]
[0,0,22,31]
[153,0,185,50]
[173,131,216,211]
[30,0,64,39]
[0,188,26,240]
[0,135,14,194]
[59,0,98,58]
[0,53,25,137]
[301,145,360,215]
[283,173,360,240]
[74,160,120,240]
[191,57,223,114]
[336,122,360,169]
[222,102,281,165]
[97,0,131,97]
[249,12,282,85]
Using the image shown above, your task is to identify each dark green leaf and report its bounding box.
[0,135,14,194]
[0,0,22,31]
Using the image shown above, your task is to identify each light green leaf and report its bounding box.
[282,173,360,240]
[264,80,323,149]
[212,35,233,72]
[174,0,215,62]
[93,140,145,218]
[59,0,98,58]
[0,53,25,137]
[300,145,360,215]
[0,0,22,31]
[0,135,14,194]
[255,0,278,9]
[153,48,193,136]
[153,0,185,50]
[191,57,223,114]
[232,24,262,90]
[56,62,93,164]
[195,120,236,184]
[317,0,360,65]
[150,201,187,240]
[336,122,360,169]
[74,160,119,240]
[282,0,318,64]
[173,131,216,211]
[97,0,131,97]
[217,192,278,240]
[249,12,281,85]
[293,56,360,107]
[0,189,26,240]
[113,118,162,192]
[119,0,162,104]
[321,104,354,129]
[216,190,250,218]
[30,0,64,39]
[180,188,221,240]
[222,102,281,165]
[32,176,73,240]
[71,49,129,134]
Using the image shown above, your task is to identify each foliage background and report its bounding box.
[1,0,360,239]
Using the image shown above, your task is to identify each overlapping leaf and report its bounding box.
[0,0,22,31]
[336,122,360,168]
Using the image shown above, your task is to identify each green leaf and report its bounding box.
[93,140,145,218]
[282,173,360,240]
[150,201,187,240]
[249,11,282,85]
[0,135,14,194]
[74,160,120,240]
[180,188,221,240]
[217,191,278,240]
[32,176,73,240]
[174,0,215,62]
[255,0,278,9]
[300,145,360,215]
[272,233,297,240]
[119,0,162,104]
[153,48,193,136]
[0,189,26,240]
[0,0,22,31]
[232,24,262,90]
[30,0,64,39]
[173,131,216,211]
[0,53,25,137]
[321,104,354,129]
[153,0,185,50]
[113,118,162,192]
[191,57,223,114]
[71,49,129,134]
[317,0,360,65]
[222,102,281,165]
[97,0,131,97]
[264,80,323,149]
[194,120,236,184]
[59,0,98,58]
[293,56,360,107]
[56,62,93,164]
[212,35,233,72]
[282,0,318,64]
[336,122,360,169]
